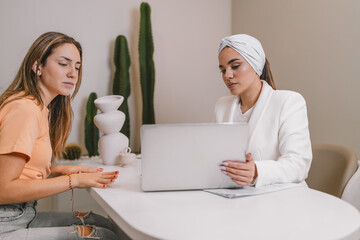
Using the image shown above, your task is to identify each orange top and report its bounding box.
[0,94,52,179]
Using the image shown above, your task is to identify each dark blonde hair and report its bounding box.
[0,32,82,158]
[260,58,276,90]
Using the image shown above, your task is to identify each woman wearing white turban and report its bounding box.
[216,34,312,187]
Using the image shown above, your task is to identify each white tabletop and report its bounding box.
[85,158,360,240]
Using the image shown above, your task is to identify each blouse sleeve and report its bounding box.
[0,100,40,160]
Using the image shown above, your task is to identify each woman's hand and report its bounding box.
[51,165,104,176]
[71,171,119,189]
[220,153,257,186]
[0,153,118,203]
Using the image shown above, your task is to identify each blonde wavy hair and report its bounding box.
[0,32,82,158]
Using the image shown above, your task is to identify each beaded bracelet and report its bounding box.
[67,173,74,212]
[67,173,73,189]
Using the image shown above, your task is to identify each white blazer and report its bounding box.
[214,81,312,187]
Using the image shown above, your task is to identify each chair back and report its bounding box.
[307,144,358,198]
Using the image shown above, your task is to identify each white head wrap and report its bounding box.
[218,34,265,76]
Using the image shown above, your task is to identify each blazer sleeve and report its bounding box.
[255,92,312,187]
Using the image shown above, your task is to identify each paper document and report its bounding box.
[204,183,303,199]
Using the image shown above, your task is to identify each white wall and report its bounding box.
[232,0,360,157]
[0,0,231,152]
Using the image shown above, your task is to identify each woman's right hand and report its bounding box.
[71,171,119,189]
[220,153,257,186]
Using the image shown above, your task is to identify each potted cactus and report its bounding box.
[139,2,156,124]
[113,35,131,139]
[85,92,99,157]
[63,143,82,160]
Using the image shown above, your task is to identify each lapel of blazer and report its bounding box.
[227,96,240,123]
[246,81,274,152]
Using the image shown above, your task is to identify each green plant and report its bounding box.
[113,35,131,139]
[139,2,155,124]
[63,143,82,160]
[85,92,99,156]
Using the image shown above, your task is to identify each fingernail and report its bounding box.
[220,166,226,170]
[115,171,119,174]
[110,179,114,182]
[76,170,80,174]
[113,175,117,178]
[103,185,107,188]
[221,171,227,175]
[222,162,229,166]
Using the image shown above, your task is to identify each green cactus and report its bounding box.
[139,2,155,124]
[113,35,131,139]
[63,143,82,160]
[85,92,99,157]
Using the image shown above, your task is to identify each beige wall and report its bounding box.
[232,0,360,157]
[0,0,231,152]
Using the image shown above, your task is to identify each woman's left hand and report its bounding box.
[51,165,103,176]
[220,153,257,186]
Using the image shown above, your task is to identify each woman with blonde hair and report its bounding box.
[0,32,121,239]
[216,34,312,187]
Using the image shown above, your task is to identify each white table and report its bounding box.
[85,158,360,240]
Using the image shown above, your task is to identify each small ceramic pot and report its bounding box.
[118,147,136,166]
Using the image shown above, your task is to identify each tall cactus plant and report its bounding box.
[85,92,99,157]
[113,35,131,139]
[139,2,155,124]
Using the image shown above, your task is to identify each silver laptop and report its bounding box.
[140,123,249,191]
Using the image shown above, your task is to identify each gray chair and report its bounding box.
[342,162,360,211]
[306,144,358,198]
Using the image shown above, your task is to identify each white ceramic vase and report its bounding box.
[94,95,129,165]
